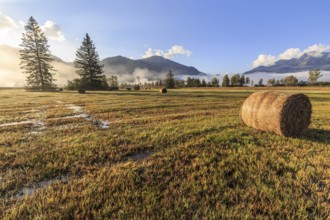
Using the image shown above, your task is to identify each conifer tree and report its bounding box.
[186,77,193,87]
[239,74,245,86]
[74,33,105,90]
[245,77,250,86]
[165,70,175,88]
[222,74,230,87]
[230,74,240,86]
[19,16,55,90]
[201,79,207,87]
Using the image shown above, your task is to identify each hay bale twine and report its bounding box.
[78,89,86,94]
[160,88,167,93]
[240,91,311,137]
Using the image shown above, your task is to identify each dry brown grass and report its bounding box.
[0,88,329,219]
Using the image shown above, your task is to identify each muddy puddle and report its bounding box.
[124,151,155,162]
[61,102,109,129]
[0,120,34,127]
[13,175,69,199]
[66,104,84,113]
[0,102,110,130]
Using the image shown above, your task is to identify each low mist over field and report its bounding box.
[2,44,330,87]
[245,71,330,83]
[0,45,23,87]
[0,45,75,87]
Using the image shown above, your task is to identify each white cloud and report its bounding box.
[142,45,192,59]
[252,44,330,68]
[278,48,302,60]
[41,20,65,41]
[0,44,76,87]
[143,48,154,58]
[165,45,192,59]
[0,11,20,29]
[0,12,74,62]
[252,54,277,68]
[0,12,65,46]
[0,12,24,47]
[302,44,330,56]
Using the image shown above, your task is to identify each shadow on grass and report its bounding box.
[300,128,330,144]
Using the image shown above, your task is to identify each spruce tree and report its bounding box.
[230,74,240,86]
[19,16,55,90]
[222,74,230,87]
[186,77,192,87]
[245,77,250,86]
[165,70,175,88]
[239,74,245,86]
[201,79,207,87]
[74,33,105,90]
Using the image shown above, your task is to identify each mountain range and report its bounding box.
[101,55,205,77]
[245,52,330,74]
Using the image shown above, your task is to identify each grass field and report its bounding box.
[0,88,329,219]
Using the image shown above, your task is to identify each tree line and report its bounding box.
[162,69,324,88]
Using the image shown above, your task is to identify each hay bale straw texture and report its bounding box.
[240,91,312,137]
[160,88,167,93]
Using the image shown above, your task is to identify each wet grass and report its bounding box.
[0,88,329,219]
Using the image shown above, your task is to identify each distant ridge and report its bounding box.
[245,51,330,74]
[101,55,206,77]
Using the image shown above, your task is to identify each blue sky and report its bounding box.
[1,0,330,74]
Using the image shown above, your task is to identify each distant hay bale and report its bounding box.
[240,91,312,137]
[58,88,64,92]
[78,89,85,94]
[109,87,119,91]
[160,88,167,93]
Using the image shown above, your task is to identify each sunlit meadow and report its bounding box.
[0,87,329,219]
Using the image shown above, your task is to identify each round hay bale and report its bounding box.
[160,88,167,93]
[58,88,64,92]
[78,89,85,94]
[240,91,311,137]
